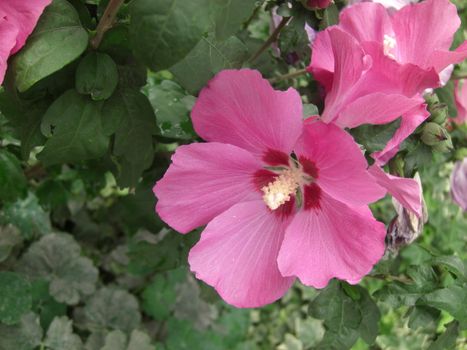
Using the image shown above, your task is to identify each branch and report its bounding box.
[91,0,125,49]
[248,16,290,63]
[269,68,308,83]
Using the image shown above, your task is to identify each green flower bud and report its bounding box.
[421,122,448,146]
[389,154,405,177]
[424,93,439,108]
[428,102,448,125]
[432,133,453,153]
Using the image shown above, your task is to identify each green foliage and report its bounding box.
[0,0,466,349]
[13,0,88,92]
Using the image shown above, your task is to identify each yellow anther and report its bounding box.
[262,168,302,210]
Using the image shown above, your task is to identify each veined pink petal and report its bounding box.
[336,92,422,128]
[451,158,467,211]
[154,142,262,234]
[0,0,52,54]
[340,2,393,44]
[369,164,422,217]
[320,28,369,123]
[372,103,429,165]
[392,0,461,70]
[295,121,385,206]
[308,28,334,92]
[427,42,467,74]
[189,200,295,308]
[277,192,386,288]
[347,0,416,11]
[192,69,303,158]
[0,18,18,85]
[453,79,467,125]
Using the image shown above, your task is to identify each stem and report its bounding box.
[91,0,125,49]
[248,16,290,63]
[368,274,413,284]
[452,73,467,80]
[269,68,308,83]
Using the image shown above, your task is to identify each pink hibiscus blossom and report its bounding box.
[309,0,467,164]
[453,79,467,125]
[154,69,387,308]
[0,0,52,85]
[451,158,467,211]
[347,0,417,12]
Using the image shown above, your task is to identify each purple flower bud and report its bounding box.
[451,158,467,211]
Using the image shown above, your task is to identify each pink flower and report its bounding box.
[451,158,467,211]
[0,0,52,84]
[453,79,467,125]
[154,69,387,308]
[309,0,467,163]
[348,0,417,12]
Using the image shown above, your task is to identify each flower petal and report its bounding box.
[0,18,18,84]
[154,142,262,233]
[340,2,393,44]
[372,103,429,165]
[277,192,386,288]
[392,0,461,69]
[369,164,422,217]
[192,69,303,157]
[0,0,52,54]
[189,200,295,308]
[308,28,334,92]
[453,79,467,125]
[295,121,385,206]
[451,158,467,211]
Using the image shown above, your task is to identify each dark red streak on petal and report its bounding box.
[263,149,290,166]
[274,196,296,220]
[299,156,319,179]
[303,183,321,210]
[252,169,278,192]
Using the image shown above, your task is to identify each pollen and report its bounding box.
[261,168,302,210]
[383,34,397,59]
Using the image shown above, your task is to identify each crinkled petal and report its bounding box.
[372,102,429,165]
[392,0,461,69]
[427,42,467,74]
[451,158,467,211]
[453,79,467,125]
[0,0,52,54]
[0,18,18,85]
[308,29,335,92]
[189,200,295,308]
[369,164,422,217]
[336,92,422,128]
[154,142,262,233]
[321,28,369,123]
[277,192,386,288]
[192,69,303,158]
[340,2,393,44]
[295,121,385,206]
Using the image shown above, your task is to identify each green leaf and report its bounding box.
[0,150,27,203]
[419,285,467,325]
[309,281,361,350]
[13,0,89,92]
[356,288,381,345]
[145,80,196,140]
[39,90,109,165]
[303,103,319,119]
[0,192,52,240]
[101,330,154,350]
[278,14,310,64]
[170,34,249,94]
[350,118,401,153]
[0,313,43,350]
[319,3,339,30]
[44,316,83,350]
[81,287,141,333]
[0,272,32,325]
[432,256,467,281]
[427,321,460,350]
[407,306,440,330]
[18,233,98,305]
[435,81,457,118]
[0,225,22,263]
[210,0,260,40]
[129,0,211,71]
[102,88,157,187]
[30,280,67,331]
[142,268,186,320]
[76,52,119,100]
